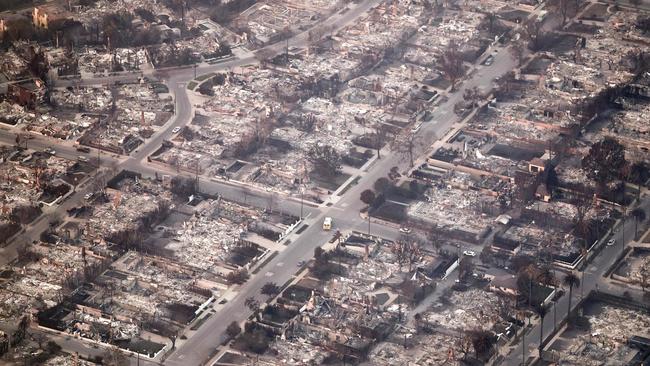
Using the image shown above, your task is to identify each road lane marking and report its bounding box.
[276,262,284,267]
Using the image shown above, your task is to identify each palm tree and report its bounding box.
[626,162,645,199]
[563,273,580,322]
[524,264,539,307]
[631,208,646,240]
[427,229,442,254]
[534,304,549,353]
[537,265,556,289]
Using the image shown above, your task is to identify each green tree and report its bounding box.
[226,321,241,339]
[244,296,260,313]
[198,79,215,96]
[360,189,376,205]
[308,144,341,177]
[260,282,280,296]
[373,177,392,194]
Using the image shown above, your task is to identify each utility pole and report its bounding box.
[195,160,200,194]
[621,210,626,249]
[300,186,304,219]
[367,214,371,236]
[285,37,289,64]
[398,296,402,322]
[522,318,526,366]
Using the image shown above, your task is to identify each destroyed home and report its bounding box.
[0,0,649,365]
[544,299,650,365]
[233,232,445,362]
[75,82,173,153]
[0,144,81,236]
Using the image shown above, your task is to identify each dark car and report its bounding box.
[76,146,91,153]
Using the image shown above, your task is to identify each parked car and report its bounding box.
[463,250,477,257]
[78,156,89,163]
[399,227,412,234]
[76,146,91,153]
[607,239,616,246]
[172,126,181,134]
[483,55,495,66]
[44,148,56,155]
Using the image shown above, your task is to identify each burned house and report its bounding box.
[8,79,46,107]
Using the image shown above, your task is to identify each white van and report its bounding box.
[323,217,332,231]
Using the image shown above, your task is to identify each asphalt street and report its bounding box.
[502,196,650,366]
[2,1,636,365]
[0,24,518,366]
[163,43,518,366]
[0,0,390,364]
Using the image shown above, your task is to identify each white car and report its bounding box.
[463,250,477,257]
[606,239,616,246]
[44,148,56,155]
[84,193,93,200]
[399,227,412,234]
[172,126,181,134]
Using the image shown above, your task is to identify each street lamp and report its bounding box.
[553,301,557,332]
[621,209,627,249]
